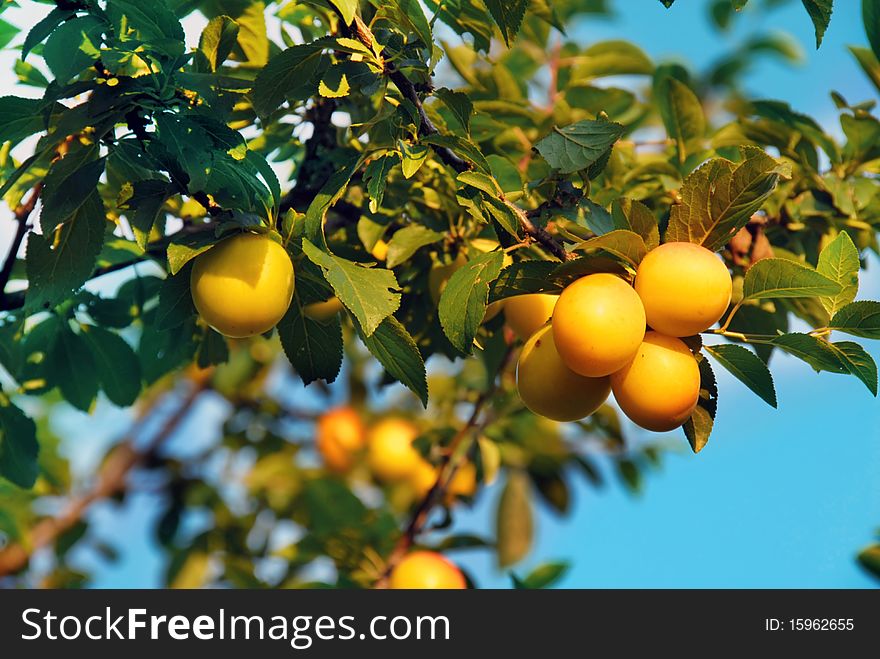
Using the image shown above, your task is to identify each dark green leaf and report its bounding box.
[196,328,229,369]
[489,261,561,301]
[534,118,626,174]
[0,96,47,145]
[47,326,98,412]
[278,301,344,385]
[303,151,364,245]
[439,251,505,353]
[40,147,105,234]
[251,40,327,117]
[742,257,842,300]
[117,179,174,250]
[364,153,399,213]
[81,325,142,407]
[705,343,777,407]
[26,191,106,311]
[801,0,833,48]
[106,0,185,52]
[865,0,880,61]
[512,561,569,589]
[770,333,848,373]
[43,15,103,84]
[0,400,39,489]
[156,264,197,330]
[830,301,880,339]
[435,87,473,133]
[828,341,877,395]
[654,75,705,164]
[484,0,528,46]
[22,7,74,60]
[683,355,717,454]
[301,239,400,337]
[356,316,428,406]
[858,543,880,579]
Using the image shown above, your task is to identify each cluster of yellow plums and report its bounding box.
[511,242,733,431]
[315,407,470,588]
[315,407,477,500]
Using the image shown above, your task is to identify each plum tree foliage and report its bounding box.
[0,0,878,587]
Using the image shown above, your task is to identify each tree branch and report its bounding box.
[0,183,43,307]
[349,16,470,174]
[0,375,209,578]
[374,345,516,588]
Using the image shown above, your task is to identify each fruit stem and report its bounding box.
[718,299,744,333]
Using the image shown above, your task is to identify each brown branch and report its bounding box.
[0,183,43,307]
[0,376,209,578]
[374,345,516,588]
[348,16,470,174]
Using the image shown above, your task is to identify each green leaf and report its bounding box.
[364,153,399,213]
[705,344,777,407]
[152,114,212,192]
[22,7,74,60]
[156,264,197,330]
[385,225,445,269]
[865,0,880,61]
[400,140,430,178]
[573,229,647,267]
[278,302,343,385]
[0,96,46,146]
[378,0,433,48]
[801,0,833,48]
[198,15,240,72]
[106,0,185,52]
[849,46,880,94]
[301,239,400,337]
[484,0,528,46]
[828,341,878,395]
[683,355,718,454]
[489,261,561,301]
[420,133,492,173]
[435,87,473,133]
[534,119,626,174]
[43,15,103,84]
[439,251,505,353]
[80,325,142,407]
[15,61,50,88]
[251,40,326,117]
[47,326,98,412]
[655,75,706,164]
[0,400,39,489]
[207,0,267,65]
[611,198,660,250]
[329,0,359,25]
[117,180,175,250]
[196,328,229,368]
[770,333,848,373]
[25,191,106,311]
[303,152,365,245]
[40,147,105,234]
[356,316,428,406]
[830,301,880,339]
[665,147,789,251]
[816,232,860,316]
[512,561,569,589]
[318,67,350,98]
[496,470,533,568]
[166,231,216,275]
[576,40,654,77]
[742,258,842,300]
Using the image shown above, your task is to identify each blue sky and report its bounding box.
[2,1,878,588]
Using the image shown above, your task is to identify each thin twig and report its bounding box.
[0,376,209,577]
[0,183,43,306]
[374,345,515,588]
